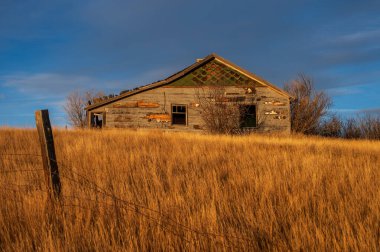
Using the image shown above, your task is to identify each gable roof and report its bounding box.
[85,53,293,111]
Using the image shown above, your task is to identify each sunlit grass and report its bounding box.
[1,128,379,250]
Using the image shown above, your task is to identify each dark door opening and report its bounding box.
[172,105,187,125]
[240,105,256,128]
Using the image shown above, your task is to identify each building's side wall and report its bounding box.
[88,60,291,133]
[255,87,290,132]
[88,86,290,133]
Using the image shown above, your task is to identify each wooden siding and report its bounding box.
[87,60,291,133]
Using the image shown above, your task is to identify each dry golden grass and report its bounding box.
[0,128,379,251]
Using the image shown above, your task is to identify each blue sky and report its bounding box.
[1,0,380,126]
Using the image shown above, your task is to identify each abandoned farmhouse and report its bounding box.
[85,53,293,132]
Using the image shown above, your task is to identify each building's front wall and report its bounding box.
[88,59,291,133]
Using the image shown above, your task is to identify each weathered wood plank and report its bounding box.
[89,84,291,132]
[35,110,61,201]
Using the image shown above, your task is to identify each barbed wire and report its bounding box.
[0,184,48,194]
[0,168,44,174]
[0,153,42,157]
[56,159,257,249]
[0,153,258,249]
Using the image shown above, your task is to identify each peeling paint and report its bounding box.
[274,115,287,119]
[265,110,279,115]
[190,102,200,107]
[137,101,160,108]
[264,101,286,106]
[145,113,171,122]
[113,102,138,108]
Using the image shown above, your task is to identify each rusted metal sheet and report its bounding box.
[145,113,171,122]
[112,101,160,108]
[137,101,160,108]
[113,102,138,108]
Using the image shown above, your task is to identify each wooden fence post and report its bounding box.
[35,109,62,201]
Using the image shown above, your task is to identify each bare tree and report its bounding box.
[359,114,380,140]
[64,90,104,128]
[341,118,362,139]
[318,115,342,138]
[284,74,331,134]
[339,115,380,140]
[195,85,261,134]
[195,86,241,134]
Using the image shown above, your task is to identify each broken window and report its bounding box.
[172,105,187,125]
[91,113,104,128]
[240,105,256,128]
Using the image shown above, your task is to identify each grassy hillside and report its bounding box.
[0,128,379,251]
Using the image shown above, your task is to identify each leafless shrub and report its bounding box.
[64,90,104,128]
[195,84,266,134]
[359,115,380,140]
[341,118,362,139]
[284,74,331,134]
[195,86,242,134]
[338,115,380,140]
[318,115,342,138]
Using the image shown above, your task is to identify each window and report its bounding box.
[240,105,256,128]
[90,112,104,128]
[172,105,187,125]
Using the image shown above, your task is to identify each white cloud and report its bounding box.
[1,73,100,95]
[329,108,360,113]
[361,108,380,114]
[0,67,178,98]
[326,86,362,96]
[336,30,380,44]
[124,65,180,86]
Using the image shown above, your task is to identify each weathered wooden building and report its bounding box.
[85,53,293,132]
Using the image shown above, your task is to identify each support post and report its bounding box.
[35,109,62,200]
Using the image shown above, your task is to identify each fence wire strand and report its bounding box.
[0,153,257,249]
[55,159,256,249]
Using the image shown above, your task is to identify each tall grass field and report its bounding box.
[0,128,379,251]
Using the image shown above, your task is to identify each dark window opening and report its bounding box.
[172,105,187,125]
[240,105,256,128]
[91,113,103,128]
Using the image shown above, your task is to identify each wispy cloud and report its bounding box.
[360,108,380,114]
[326,86,362,96]
[0,66,180,97]
[329,108,380,118]
[1,0,380,126]
[325,29,380,46]
[329,108,360,114]
[1,73,119,95]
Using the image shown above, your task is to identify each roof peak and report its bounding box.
[85,53,293,111]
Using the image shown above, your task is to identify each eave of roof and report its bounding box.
[85,53,293,111]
